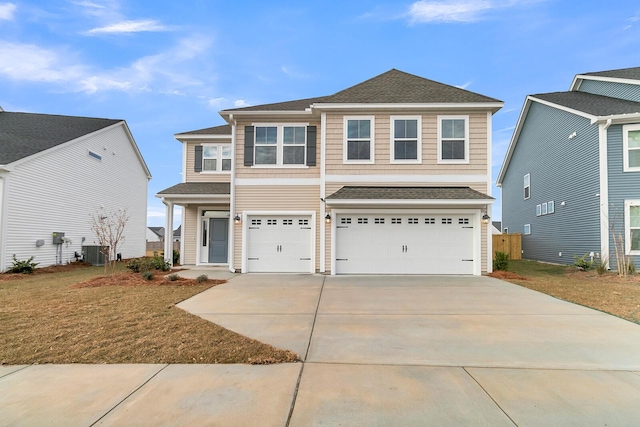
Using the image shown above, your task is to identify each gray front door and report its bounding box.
[208,218,228,263]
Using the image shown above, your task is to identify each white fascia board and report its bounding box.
[529,96,596,121]
[155,194,230,205]
[325,174,488,183]
[571,74,640,91]
[175,134,232,141]
[590,112,640,125]
[219,110,313,117]
[312,102,504,111]
[120,121,152,179]
[496,97,532,186]
[325,198,494,206]
[0,165,12,172]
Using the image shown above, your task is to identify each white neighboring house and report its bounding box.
[0,109,152,271]
[146,226,164,242]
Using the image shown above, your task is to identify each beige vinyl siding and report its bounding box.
[234,185,321,271]
[235,119,321,179]
[325,111,488,175]
[185,141,233,183]
[183,206,198,264]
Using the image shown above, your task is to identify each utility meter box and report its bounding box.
[52,232,65,244]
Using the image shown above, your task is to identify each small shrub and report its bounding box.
[126,258,153,273]
[152,255,171,272]
[493,251,509,271]
[628,258,636,275]
[7,255,39,274]
[166,273,179,282]
[141,271,154,281]
[196,274,208,283]
[573,253,593,271]
[173,249,180,265]
[596,258,608,275]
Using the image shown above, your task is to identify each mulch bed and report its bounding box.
[72,271,225,288]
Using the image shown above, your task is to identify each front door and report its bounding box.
[208,218,228,263]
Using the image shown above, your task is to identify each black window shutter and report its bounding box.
[306,125,317,166]
[244,126,254,166]
[194,145,203,172]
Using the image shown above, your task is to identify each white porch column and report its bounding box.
[163,200,174,266]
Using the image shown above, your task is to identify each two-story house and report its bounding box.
[157,69,503,275]
[497,66,640,269]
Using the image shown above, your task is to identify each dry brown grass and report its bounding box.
[0,265,299,365]
[492,260,640,324]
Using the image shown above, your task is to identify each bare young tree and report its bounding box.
[90,207,129,275]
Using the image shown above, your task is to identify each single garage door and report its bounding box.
[335,214,474,275]
[246,215,313,273]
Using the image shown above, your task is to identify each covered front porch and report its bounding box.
[156,182,232,267]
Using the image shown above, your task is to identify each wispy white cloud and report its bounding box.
[455,80,472,89]
[208,97,225,106]
[86,19,171,35]
[0,34,212,94]
[0,2,16,21]
[281,65,311,79]
[406,0,540,24]
[234,99,249,107]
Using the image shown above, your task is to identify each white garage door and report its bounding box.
[335,214,474,275]
[246,215,313,273]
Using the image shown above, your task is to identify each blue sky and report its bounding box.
[1,0,639,228]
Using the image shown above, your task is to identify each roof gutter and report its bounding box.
[590,112,640,125]
[312,102,504,112]
[325,198,495,206]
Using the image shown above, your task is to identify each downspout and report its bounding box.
[0,172,7,272]
[486,111,493,273]
[228,114,237,273]
[599,119,612,268]
[320,112,327,273]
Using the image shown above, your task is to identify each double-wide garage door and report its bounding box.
[246,215,313,273]
[336,214,474,275]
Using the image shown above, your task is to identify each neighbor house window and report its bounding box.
[202,145,232,172]
[391,117,421,163]
[344,117,374,163]
[548,201,555,214]
[542,202,548,215]
[524,224,531,235]
[623,124,640,172]
[536,204,541,216]
[524,173,530,200]
[438,116,469,163]
[625,200,640,254]
[254,124,306,166]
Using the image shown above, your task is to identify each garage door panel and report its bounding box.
[336,214,475,275]
[246,215,312,273]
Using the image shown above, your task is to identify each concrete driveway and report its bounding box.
[2,274,640,426]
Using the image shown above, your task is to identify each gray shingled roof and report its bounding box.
[222,69,501,113]
[0,111,121,165]
[582,67,640,81]
[532,91,640,117]
[326,186,493,200]
[157,182,230,195]
[175,124,232,136]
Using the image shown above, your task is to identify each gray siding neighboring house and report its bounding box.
[498,67,640,269]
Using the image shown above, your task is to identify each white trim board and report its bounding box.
[325,174,488,183]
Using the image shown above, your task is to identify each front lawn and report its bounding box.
[491,260,640,324]
[0,265,298,365]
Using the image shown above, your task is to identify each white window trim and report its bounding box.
[624,199,640,255]
[548,200,555,214]
[536,204,541,216]
[201,143,232,174]
[524,224,531,235]
[437,115,470,164]
[390,116,422,164]
[524,173,531,200]
[541,202,548,215]
[343,116,375,164]
[252,123,310,168]
[623,123,640,172]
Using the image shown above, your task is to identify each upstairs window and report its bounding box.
[344,117,374,163]
[391,117,421,163]
[438,116,469,163]
[524,173,531,200]
[625,200,640,255]
[623,124,640,172]
[194,144,232,173]
[244,125,316,167]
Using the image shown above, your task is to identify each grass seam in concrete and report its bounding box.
[462,366,519,427]
[89,364,169,427]
[285,275,326,427]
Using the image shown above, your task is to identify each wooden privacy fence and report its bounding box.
[146,241,180,255]
[492,233,522,260]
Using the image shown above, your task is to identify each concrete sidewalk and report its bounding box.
[2,274,640,426]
